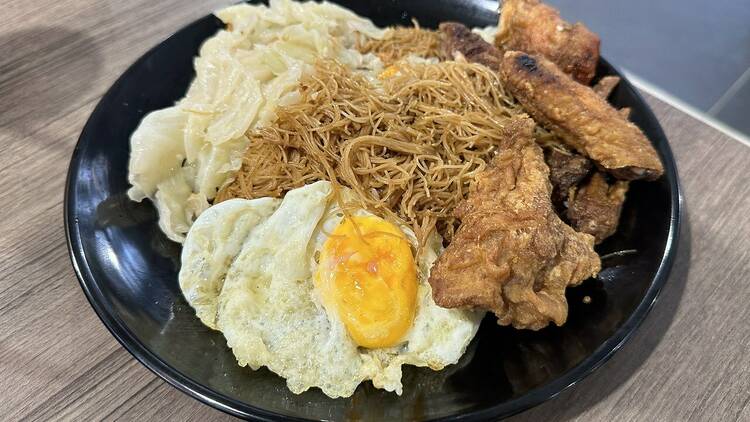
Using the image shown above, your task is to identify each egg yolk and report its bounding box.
[315,215,417,349]
[378,65,400,79]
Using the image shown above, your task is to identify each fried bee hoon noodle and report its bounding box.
[356,27,442,65]
[216,59,524,247]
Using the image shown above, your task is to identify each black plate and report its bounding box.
[65,1,681,420]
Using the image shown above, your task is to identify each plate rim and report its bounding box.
[64,11,683,422]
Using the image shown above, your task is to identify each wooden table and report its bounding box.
[1,1,749,421]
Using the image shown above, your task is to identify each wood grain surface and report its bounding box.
[1,1,748,421]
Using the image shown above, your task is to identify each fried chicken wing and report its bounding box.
[428,117,601,330]
[439,22,503,71]
[496,0,600,84]
[567,172,629,244]
[500,51,664,181]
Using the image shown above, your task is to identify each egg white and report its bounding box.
[179,181,483,398]
[179,196,280,329]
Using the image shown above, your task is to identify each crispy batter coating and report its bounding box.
[428,117,601,330]
[496,0,600,84]
[439,22,503,70]
[591,75,630,120]
[500,51,664,181]
[567,172,629,244]
[593,75,621,99]
[593,76,632,119]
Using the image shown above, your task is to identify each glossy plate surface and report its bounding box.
[65,1,681,420]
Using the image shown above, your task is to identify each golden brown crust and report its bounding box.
[593,75,621,99]
[567,172,629,244]
[593,77,633,119]
[499,51,664,181]
[496,0,600,84]
[428,117,601,330]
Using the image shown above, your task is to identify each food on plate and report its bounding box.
[125,0,665,399]
[567,172,629,243]
[500,51,664,180]
[437,20,631,235]
[496,0,600,84]
[439,22,504,70]
[215,58,521,247]
[178,196,280,330]
[428,117,600,330]
[593,76,633,118]
[438,21,593,213]
[126,0,384,242]
[180,182,482,398]
[544,147,593,206]
[357,26,441,65]
[594,75,622,99]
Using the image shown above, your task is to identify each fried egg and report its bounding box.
[179,181,482,398]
